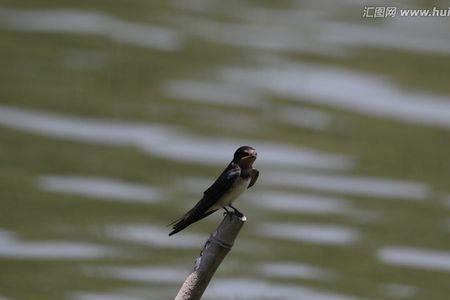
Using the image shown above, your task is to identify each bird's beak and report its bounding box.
[241,151,257,163]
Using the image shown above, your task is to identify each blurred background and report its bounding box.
[0,0,449,299]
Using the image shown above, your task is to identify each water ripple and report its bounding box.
[0,229,116,260]
[38,175,161,203]
[378,246,450,272]
[260,262,335,280]
[256,222,359,245]
[204,278,360,300]
[72,292,146,300]
[222,63,450,129]
[0,105,353,170]
[0,7,180,51]
[162,80,262,107]
[105,224,205,249]
[248,191,355,215]
[263,171,429,200]
[91,265,186,283]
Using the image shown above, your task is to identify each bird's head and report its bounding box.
[233,145,257,168]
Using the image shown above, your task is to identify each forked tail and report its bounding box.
[168,209,217,236]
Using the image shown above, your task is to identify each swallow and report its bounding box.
[169,146,259,236]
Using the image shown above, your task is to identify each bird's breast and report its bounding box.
[213,176,251,209]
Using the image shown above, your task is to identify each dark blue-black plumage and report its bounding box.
[169,146,259,236]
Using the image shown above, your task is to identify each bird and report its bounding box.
[169,145,259,236]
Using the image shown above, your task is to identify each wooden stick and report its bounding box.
[175,213,246,300]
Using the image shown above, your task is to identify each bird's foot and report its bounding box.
[234,210,244,219]
[223,207,230,215]
[228,205,244,219]
[223,208,234,220]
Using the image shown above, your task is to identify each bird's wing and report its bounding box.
[248,169,259,188]
[169,166,241,235]
[203,165,241,200]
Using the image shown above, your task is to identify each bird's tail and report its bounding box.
[168,209,217,236]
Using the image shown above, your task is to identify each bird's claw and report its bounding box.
[234,211,244,219]
[223,207,244,219]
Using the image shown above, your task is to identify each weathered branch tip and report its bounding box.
[175,213,246,300]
